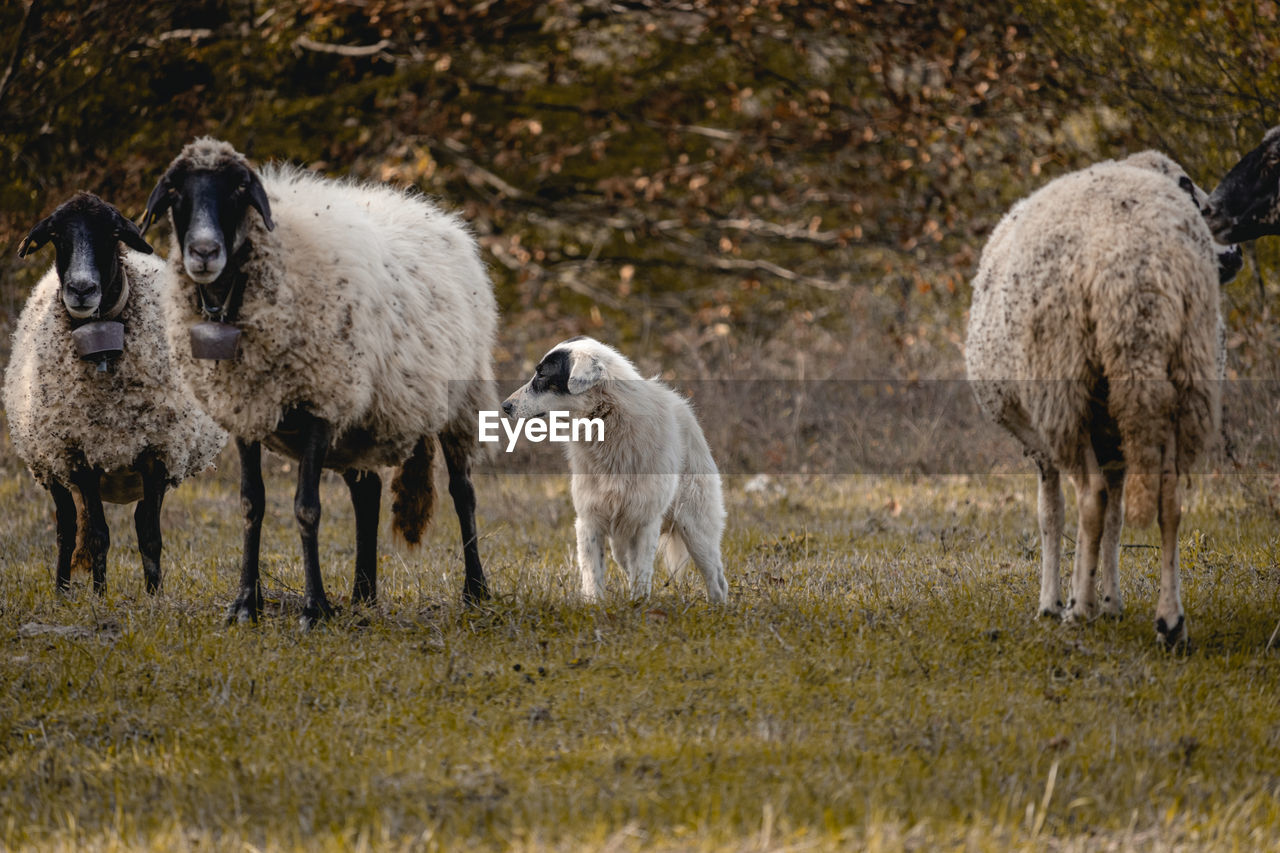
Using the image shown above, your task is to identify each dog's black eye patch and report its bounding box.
[532,349,571,394]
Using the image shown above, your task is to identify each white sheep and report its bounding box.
[142,138,499,626]
[3,193,227,594]
[965,151,1231,648]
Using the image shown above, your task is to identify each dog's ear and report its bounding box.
[567,350,604,394]
[113,207,154,255]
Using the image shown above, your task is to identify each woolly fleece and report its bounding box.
[965,151,1221,528]
[4,250,227,491]
[159,139,498,469]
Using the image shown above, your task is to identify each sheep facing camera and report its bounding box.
[189,320,242,360]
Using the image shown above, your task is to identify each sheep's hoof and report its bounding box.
[1156,615,1187,650]
[226,588,262,625]
[462,579,491,607]
[299,597,336,630]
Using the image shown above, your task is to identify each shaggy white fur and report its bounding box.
[965,151,1225,647]
[503,337,728,602]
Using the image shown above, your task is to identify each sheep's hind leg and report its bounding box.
[69,468,109,594]
[441,431,489,604]
[228,438,266,624]
[344,468,381,606]
[1155,433,1186,649]
[134,455,169,594]
[294,415,335,628]
[49,481,77,594]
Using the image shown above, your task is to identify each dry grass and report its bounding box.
[2,446,1280,852]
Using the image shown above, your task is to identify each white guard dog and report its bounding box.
[502,337,729,602]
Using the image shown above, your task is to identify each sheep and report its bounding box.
[141,137,499,626]
[965,151,1233,648]
[1203,125,1280,244]
[3,193,227,594]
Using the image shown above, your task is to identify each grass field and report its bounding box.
[2,447,1280,851]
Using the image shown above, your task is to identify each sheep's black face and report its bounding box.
[144,158,273,291]
[18,193,153,320]
[1204,127,1280,244]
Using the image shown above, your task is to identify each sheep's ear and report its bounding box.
[567,351,604,394]
[141,174,173,234]
[113,208,154,255]
[246,172,275,231]
[17,214,54,258]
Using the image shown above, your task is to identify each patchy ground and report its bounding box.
[2,449,1279,851]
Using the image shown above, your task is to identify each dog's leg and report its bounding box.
[576,516,607,600]
[620,521,662,600]
[678,523,728,603]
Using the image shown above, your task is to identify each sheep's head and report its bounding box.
[1204,126,1280,244]
[18,192,153,320]
[143,138,274,297]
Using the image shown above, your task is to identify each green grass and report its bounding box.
[2,453,1280,851]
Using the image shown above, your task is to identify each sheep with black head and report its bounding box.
[143,138,499,627]
[3,193,227,594]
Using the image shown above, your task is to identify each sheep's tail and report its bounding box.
[391,436,436,546]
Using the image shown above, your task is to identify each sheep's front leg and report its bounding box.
[1036,461,1064,618]
[576,515,608,600]
[1065,447,1106,623]
[49,481,77,594]
[134,455,169,594]
[295,415,334,628]
[343,468,381,605]
[1098,469,1125,618]
[69,468,109,594]
[1155,433,1186,649]
[441,432,490,604]
[229,438,266,623]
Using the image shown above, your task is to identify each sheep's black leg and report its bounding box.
[441,433,489,604]
[295,414,334,628]
[49,481,77,594]
[229,438,266,623]
[134,455,169,594]
[343,468,381,606]
[69,468,108,594]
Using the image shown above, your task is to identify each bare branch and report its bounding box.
[0,0,40,115]
[294,35,392,58]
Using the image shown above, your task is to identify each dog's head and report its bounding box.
[502,336,633,419]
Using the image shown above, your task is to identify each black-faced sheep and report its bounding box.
[142,138,499,626]
[1204,126,1280,244]
[965,151,1233,648]
[3,193,227,594]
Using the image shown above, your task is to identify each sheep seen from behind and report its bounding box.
[965,151,1231,648]
[143,138,499,626]
[3,193,227,594]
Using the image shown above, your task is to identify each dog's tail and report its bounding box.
[391,436,436,546]
[659,529,690,575]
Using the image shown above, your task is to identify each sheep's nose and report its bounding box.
[189,239,221,264]
[65,276,97,298]
[501,400,514,417]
